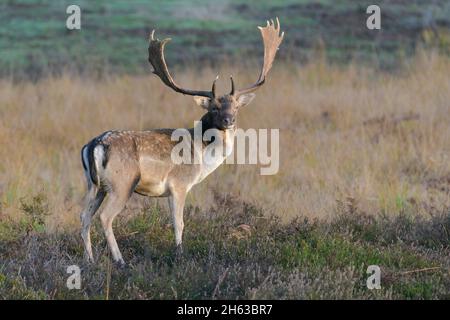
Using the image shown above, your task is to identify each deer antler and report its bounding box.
[231,18,284,97]
[148,30,217,99]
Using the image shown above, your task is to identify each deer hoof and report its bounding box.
[113,259,126,269]
[175,245,184,259]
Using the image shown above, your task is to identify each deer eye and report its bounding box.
[211,108,219,114]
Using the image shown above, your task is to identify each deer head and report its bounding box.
[148,18,284,130]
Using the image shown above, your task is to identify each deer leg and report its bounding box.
[98,190,132,265]
[168,189,187,254]
[80,188,106,263]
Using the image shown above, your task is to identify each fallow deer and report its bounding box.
[80,19,284,264]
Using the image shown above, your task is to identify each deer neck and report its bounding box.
[189,113,236,183]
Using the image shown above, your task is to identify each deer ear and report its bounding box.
[193,96,211,109]
[237,93,256,107]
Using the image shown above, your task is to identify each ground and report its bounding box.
[1,192,449,299]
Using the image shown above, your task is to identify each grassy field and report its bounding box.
[1,0,450,78]
[1,193,449,299]
[0,51,449,299]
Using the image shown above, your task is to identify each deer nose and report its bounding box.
[222,116,234,127]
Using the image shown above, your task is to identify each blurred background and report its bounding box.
[1,0,450,79]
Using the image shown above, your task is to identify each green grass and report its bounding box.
[1,0,450,78]
[0,192,448,299]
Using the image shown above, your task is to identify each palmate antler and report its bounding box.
[231,18,284,97]
[148,18,284,99]
[148,30,217,99]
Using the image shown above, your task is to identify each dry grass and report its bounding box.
[1,52,450,300]
[1,51,450,230]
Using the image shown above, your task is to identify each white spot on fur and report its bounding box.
[102,131,113,140]
[93,145,105,184]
